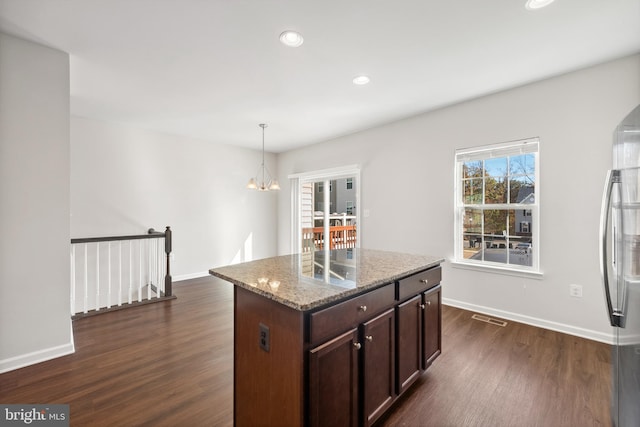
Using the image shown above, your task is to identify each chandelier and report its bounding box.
[247,124,280,191]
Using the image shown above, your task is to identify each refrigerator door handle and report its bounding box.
[600,169,623,327]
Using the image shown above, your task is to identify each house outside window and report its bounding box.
[454,138,540,274]
[346,178,353,190]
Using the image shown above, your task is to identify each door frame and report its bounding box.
[289,165,361,253]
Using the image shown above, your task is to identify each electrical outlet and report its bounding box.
[569,284,583,298]
[259,322,270,352]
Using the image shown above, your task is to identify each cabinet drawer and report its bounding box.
[309,284,395,346]
[397,267,441,301]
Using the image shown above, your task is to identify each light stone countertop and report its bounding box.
[209,248,444,311]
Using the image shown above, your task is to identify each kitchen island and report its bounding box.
[210,248,444,427]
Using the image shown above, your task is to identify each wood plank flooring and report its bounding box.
[378,305,612,427]
[0,276,611,426]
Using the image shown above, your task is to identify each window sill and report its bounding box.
[450,260,544,280]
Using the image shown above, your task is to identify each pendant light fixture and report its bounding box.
[247,123,280,191]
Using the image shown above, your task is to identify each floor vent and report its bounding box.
[471,314,508,327]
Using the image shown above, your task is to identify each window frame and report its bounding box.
[453,138,541,277]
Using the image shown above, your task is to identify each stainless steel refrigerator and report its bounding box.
[601,104,640,426]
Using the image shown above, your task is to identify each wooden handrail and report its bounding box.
[71,228,166,244]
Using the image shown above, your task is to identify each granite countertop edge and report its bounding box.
[209,254,444,312]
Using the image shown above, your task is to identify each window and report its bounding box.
[346,201,354,215]
[454,138,539,273]
[346,178,353,189]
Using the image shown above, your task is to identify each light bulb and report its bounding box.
[525,0,555,10]
[353,75,370,85]
[279,31,304,47]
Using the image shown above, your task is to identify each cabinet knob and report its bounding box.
[365,335,373,342]
[420,304,426,309]
[426,300,431,306]
[420,279,429,284]
[358,305,367,312]
[353,342,361,350]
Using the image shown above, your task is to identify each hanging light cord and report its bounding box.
[261,124,266,185]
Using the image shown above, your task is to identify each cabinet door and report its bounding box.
[362,308,395,427]
[422,285,442,369]
[309,328,359,427]
[396,294,422,395]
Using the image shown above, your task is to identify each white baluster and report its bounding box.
[157,239,161,295]
[138,239,142,302]
[107,241,112,309]
[152,238,157,297]
[83,243,88,314]
[129,240,133,304]
[159,237,167,292]
[70,245,76,316]
[118,241,122,307]
[152,238,156,296]
[96,243,100,311]
[147,239,151,301]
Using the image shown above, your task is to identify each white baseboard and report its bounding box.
[0,341,75,374]
[443,297,614,345]
[173,271,210,282]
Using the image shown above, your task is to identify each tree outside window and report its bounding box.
[455,138,539,272]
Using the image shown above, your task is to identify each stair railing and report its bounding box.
[70,226,174,318]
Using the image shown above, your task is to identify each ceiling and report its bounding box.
[0,0,638,153]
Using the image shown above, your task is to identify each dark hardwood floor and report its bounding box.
[0,276,611,426]
[377,305,611,427]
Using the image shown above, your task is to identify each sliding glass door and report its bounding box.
[292,166,360,254]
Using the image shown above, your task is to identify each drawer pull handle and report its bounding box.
[353,342,361,350]
[420,279,429,284]
[365,335,373,342]
[358,305,367,312]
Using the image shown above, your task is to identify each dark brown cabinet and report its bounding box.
[309,267,442,427]
[308,282,395,427]
[396,294,422,395]
[309,307,397,427]
[422,285,442,369]
[309,328,359,427]
[396,284,442,395]
[362,308,395,427]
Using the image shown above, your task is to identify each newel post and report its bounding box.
[164,226,172,296]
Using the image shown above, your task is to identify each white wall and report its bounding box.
[277,54,640,343]
[71,117,278,279]
[0,33,73,372]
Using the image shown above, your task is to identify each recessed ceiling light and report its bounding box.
[353,75,370,85]
[279,30,304,47]
[525,0,555,10]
